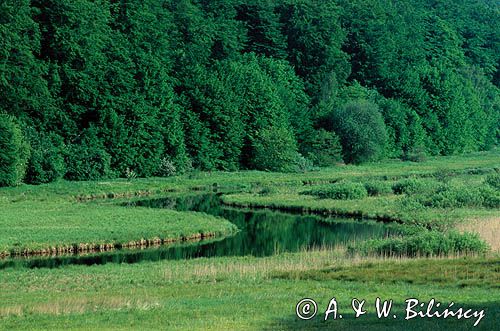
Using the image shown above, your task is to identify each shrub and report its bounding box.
[432,168,455,183]
[363,180,392,196]
[419,184,500,209]
[0,114,30,186]
[294,154,315,173]
[464,167,495,175]
[304,129,342,166]
[397,196,425,213]
[252,126,299,172]
[402,146,427,162]
[158,157,177,177]
[305,181,368,200]
[25,130,66,184]
[392,178,439,195]
[65,130,112,181]
[258,186,277,196]
[423,186,480,208]
[357,231,488,257]
[485,173,500,190]
[481,187,500,208]
[331,100,387,164]
[125,167,137,181]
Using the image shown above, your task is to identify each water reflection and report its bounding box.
[1,194,398,269]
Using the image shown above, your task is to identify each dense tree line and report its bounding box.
[0,0,498,184]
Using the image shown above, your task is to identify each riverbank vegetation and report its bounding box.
[0,151,498,258]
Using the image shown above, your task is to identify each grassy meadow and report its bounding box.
[0,151,499,330]
[0,251,498,330]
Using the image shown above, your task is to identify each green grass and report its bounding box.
[0,151,499,329]
[273,255,500,288]
[0,200,237,256]
[0,150,496,255]
[221,157,499,230]
[0,251,498,330]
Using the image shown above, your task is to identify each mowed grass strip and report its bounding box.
[0,201,237,256]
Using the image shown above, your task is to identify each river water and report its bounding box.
[0,194,398,269]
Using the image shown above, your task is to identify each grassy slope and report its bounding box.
[0,251,498,330]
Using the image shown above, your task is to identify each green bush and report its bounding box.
[0,114,30,186]
[431,168,456,183]
[392,178,439,195]
[420,184,500,209]
[304,181,368,200]
[251,126,299,172]
[65,131,112,181]
[25,130,66,184]
[331,100,387,164]
[464,167,495,175]
[157,157,177,177]
[304,129,343,166]
[481,187,500,208]
[363,180,392,196]
[294,154,316,173]
[258,186,277,196]
[397,196,426,212]
[402,146,427,162]
[357,231,488,256]
[485,173,500,190]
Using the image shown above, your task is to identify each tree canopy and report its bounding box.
[0,0,499,185]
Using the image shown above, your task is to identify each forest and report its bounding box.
[1,0,499,186]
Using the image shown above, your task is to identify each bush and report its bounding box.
[125,167,137,181]
[432,168,455,183]
[252,126,299,172]
[294,154,315,173]
[304,181,368,200]
[157,157,177,177]
[419,184,500,209]
[481,187,500,208]
[357,231,488,256]
[65,130,112,181]
[0,114,30,186]
[485,173,500,190]
[392,178,439,195]
[304,129,342,166]
[25,130,66,184]
[363,180,392,196]
[258,186,277,196]
[331,100,387,164]
[464,167,495,175]
[402,146,427,162]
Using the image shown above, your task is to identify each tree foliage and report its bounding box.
[332,100,388,164]
[0,0,498,185]
[0,114,30,186]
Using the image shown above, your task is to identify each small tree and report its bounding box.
[251,126,298,172]
[304,128,343,166]
[65,129,112,181]
[25,129,66,184]
[332,100,387,164]
[0,114,30,186]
